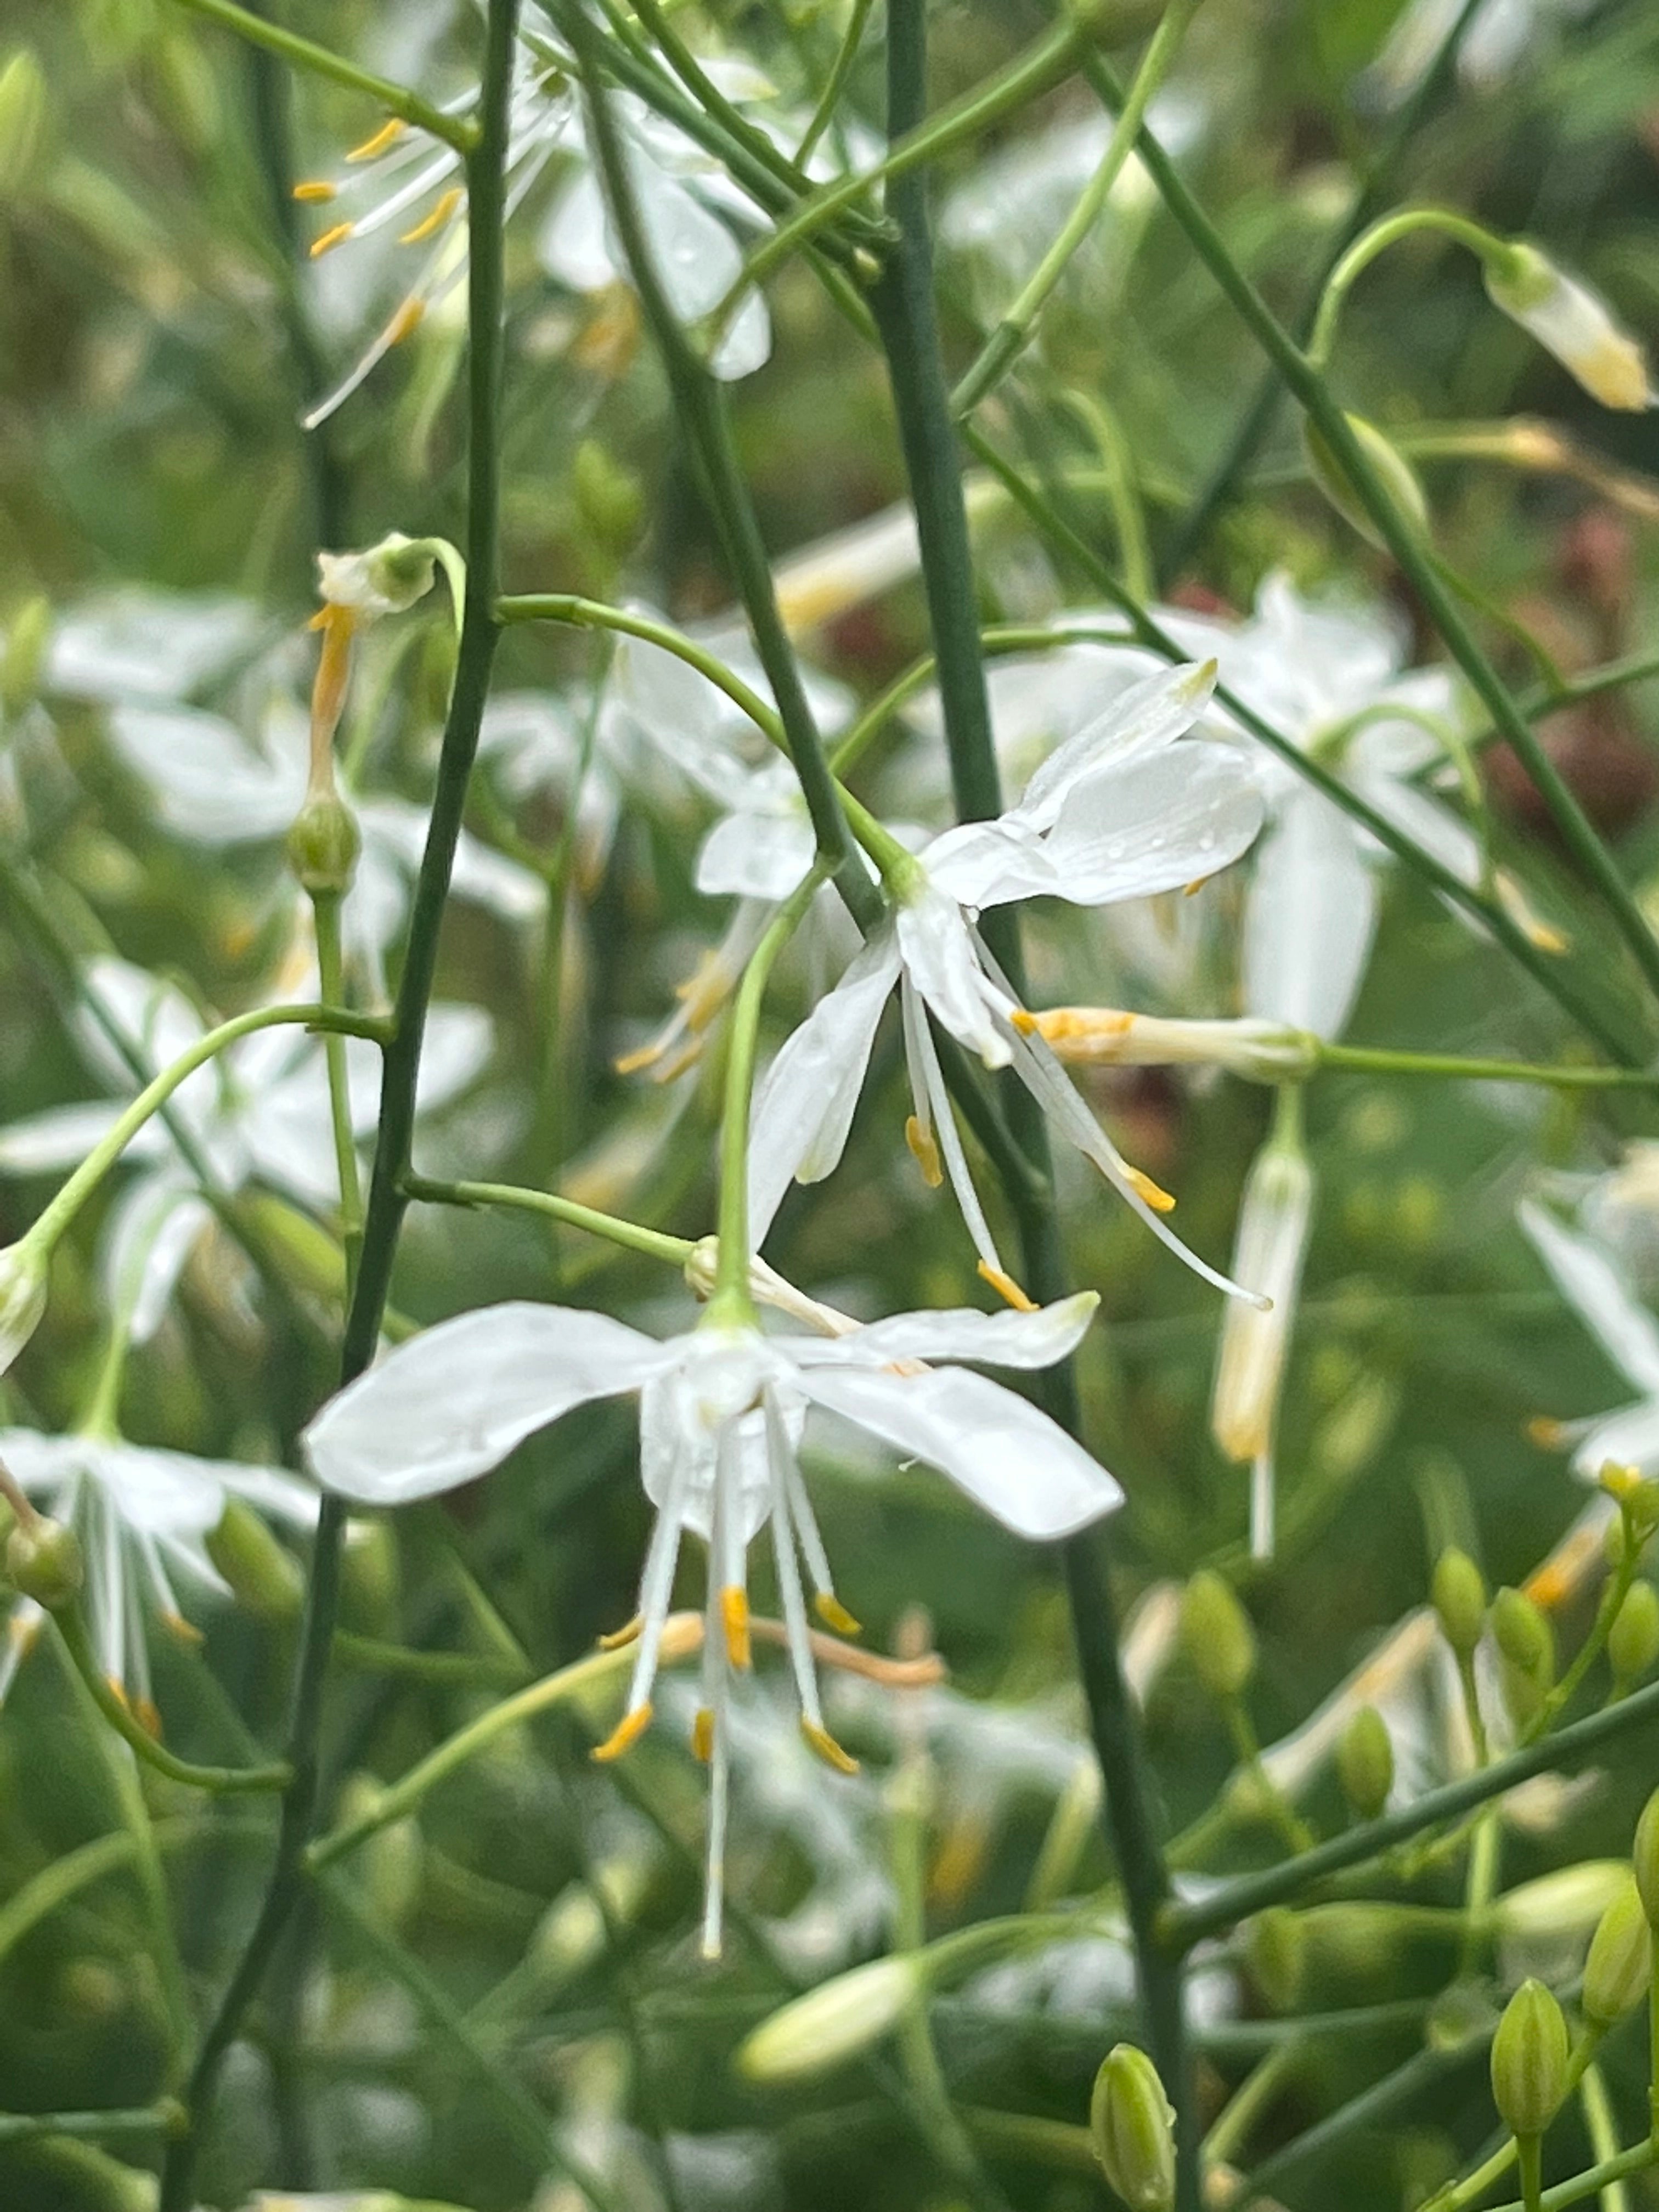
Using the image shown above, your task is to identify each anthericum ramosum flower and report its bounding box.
[302,1291,1117,1953]
[747,662,1266,1307]
[1211,1092,1314,1560]
[1485,244,1654,413]
[1026,1009,1318,1083]
[1518,1198,1659,1474]
[0,1426,318,1714]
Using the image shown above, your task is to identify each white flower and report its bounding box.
[1369,0,1598,100]
[1519,1197,1659,1475]
[0,1424,317,1709]
[0,958,490,1339]
[1485,246,1653,413]
[747,662,1266,1302]
[303,1290,1116,1950]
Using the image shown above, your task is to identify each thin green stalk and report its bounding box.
[866,3,1193,2203]
[710,867,828,1311]
[1577,2064,1629,2212]
[1312,1045,1659,1091]
[156,3,521,2203]
[1160,1664,1659,1951]
[951,0,1204,416]
[1085,51,1659,1014]
[0,2106,184,2146]
[161,0,475,148]
[963,418,1640,1066]
[795,0,878,164]
[558,10,880,931]
[311,891,364,1294]
[402,1170,695,1268]
[1309,206,1513,368]
[54,1609,291,1794]
[1247,2042,1486,2198]
[1159,0,1489,574]
[1201,2038,1304,2168]
[1519,2137,1545,2212]
[330,1630,529,1685]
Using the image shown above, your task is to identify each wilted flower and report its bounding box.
[1485,245,1653,412]
[302,1291,1117,1950]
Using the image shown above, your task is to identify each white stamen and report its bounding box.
[764,1389,825,1731]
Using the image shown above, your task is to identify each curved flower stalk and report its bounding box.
[0,958,489,1340]
[1520,1195,1659,1474]
[302,1290,1116,1951]
[0,1427,317,1714]
[747,661,1266,1305]
[294,7,796,421]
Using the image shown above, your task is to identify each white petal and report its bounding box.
[696,807,816,901]
[100,1174,213,1343]
[1571,1398,1659,1479]
[895,889,1011,1065]
[46,591,266,702]
[105,703,304,843]
[798,1364,1122,1539]
[746,934,901,1244]
[922,819,1062,910]
[1243,787,1377,1037]
[1520,1200,1659,1395]
[0,1099,126,1175]
[794,1293,1098,1372]
[1039,742,1264,907]
[303,1304,676,1504]
[538,168,618,291]
[1013,659,1217,831]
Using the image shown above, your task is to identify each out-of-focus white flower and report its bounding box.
[1486,246,1653,412]
[748,663,1265,1304]
[303,1291,1115,1950]
[1370,0,1598,100]
[0,958,489,1339]
[1582,1144,1659,1291]
[1520,1197,1659,1475]
[0,1424,316,1711]
[45,590,269,703]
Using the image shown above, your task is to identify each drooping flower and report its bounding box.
[303,1290,1117,1951]
[1485,245,1653,413]
[746,662,1266,1304]
[0,1425,317,1712]
[1519,1196,1659,1475]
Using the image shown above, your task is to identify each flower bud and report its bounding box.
[1,594,50,718]
[1244,1906,1305,2013]
[1090,2044,1176,2212]
[736,1955,919,2084]
[7,1513,82,1611]
[1028,1008,1318,1083]
[1489,1978,1569,2138]
[1601,1463,1659,1539]
[1336,1705,1394,1822]
[0,50,48,199]
[1485,244,1652,413]
[205,1497,303,1621]
[340,1516,400,1635]
[1610,1581,1659,1690]
[1179,1570,1255,1700]
[1492,1585,1555,1725]
[316,532,439,618]
[1302,411,1430,549]
[1211,1135,1314,1479]
[572,438,646,561]
[286,787,362,896]
[1633,1786,1659,1930]
[1496,1861,1627,1949]
[1432,1547,1487,1661]
[0,1237,48,1378]
[1583,1874,1652,2028]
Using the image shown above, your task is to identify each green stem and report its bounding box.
[54,1609,291,1793]
[1201,2038,1304,2168]
[160,0,475,149]
[1225,1696,1315,1854]
[402,1171,694,1267]
[1085,50,1659,1015]
[1160,1664,1659,1951]
[951,0,1204,417]
[0,2106,184,2146]
[1519,2136,1545,2212]
[1312,1045,1659,1090]
[1309,206,1514,368]
[1577,2064,1629,2212]
[311,891,364,1295]
[795,0,878,164]
[711,867,828,1311]
[155,2,521,2203]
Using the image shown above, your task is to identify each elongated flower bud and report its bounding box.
[1485,244,1652,413]
[1245,1906,1305,2014]
[1302,411,1430,549]
[1211,1131,1313,1474]
[1180,1569,1255,1700]
[1610,1581,1659,1691]
[1026,1008,1318,1082]
[1490,1979,1568,2138]
[1496,1862,1628,1949]
[1583,1874,1652,2028]
[737,1956,919,2084]
[1336,1705,1394,1822]
[0,49,48,198]
[1431,1547,1487,1662]
[205,1498,303,1621]
[1492,1585,1555,1725]
[1090,2044,1176,2212]
[1633,1786,1659,1931]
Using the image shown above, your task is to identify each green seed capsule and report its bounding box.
[1090,2044,1177,2212]
[1179,1570,1255,1700]
[1336,1705,1395,1822]
[205,1497,303,1621]
[1490,1978,1569,2138]
[7,1514,83,1611]
[1583,1875,1652,2028]
[1431,1548,1487,1661]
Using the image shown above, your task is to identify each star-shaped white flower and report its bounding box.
[746,661,1265,1301]
[303,1290,1116,1951]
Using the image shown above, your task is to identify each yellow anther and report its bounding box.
[720,1586,752,1670]
[162,1610,204,1648]
[813,1592,862,1638]
[136,1696,164,1741]
[1527,1415,1567,1450]
[591,1702,653,1762]
[904,1113,944,1189]
[347,117,407,162]
[1527,919,1569,955]
[399,185,464,245]
[800,1717,860,1775]
[1124,1164,1177,1215]
[692,1707,715,1762]
[386,297,425,346]
[309,222,355,259]
[977,1260,1039,1313]
[1182,877,1206,897]
[597,1613,642,1652]
[292,180,337,204]
[613,1041,661,1076]
[1009,1008,1039,1033]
